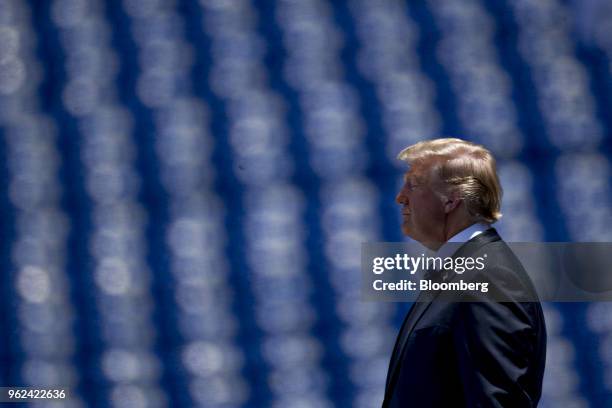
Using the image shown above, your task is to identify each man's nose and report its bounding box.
[396,190,407,205]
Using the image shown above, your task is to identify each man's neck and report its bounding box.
[433,222,491,258]
[443,219,477,242]
[424,220,489,251]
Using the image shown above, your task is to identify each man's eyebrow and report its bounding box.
[404,173,417,183]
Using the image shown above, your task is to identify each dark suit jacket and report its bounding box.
[383,228,547,407]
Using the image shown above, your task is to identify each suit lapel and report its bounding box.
[385,290,431,392]
[384,229,502,398]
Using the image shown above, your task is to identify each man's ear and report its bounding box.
[443,192,462,214]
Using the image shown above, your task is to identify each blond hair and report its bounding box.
[398,138,502,223]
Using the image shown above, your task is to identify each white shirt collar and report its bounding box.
[434,222,491,259]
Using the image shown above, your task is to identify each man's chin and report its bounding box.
[401,226,415,239]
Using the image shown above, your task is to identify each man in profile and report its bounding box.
[383,138,546,407]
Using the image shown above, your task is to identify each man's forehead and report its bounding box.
[404,161,438,182]
[404,163,426,178]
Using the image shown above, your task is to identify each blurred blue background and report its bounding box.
[0,0,611,407]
